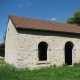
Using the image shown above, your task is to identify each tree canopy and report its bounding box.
[0,33,5,57]
[67,10,80,26]
[0,43,5,57]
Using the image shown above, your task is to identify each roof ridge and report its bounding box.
[9,15,75,25]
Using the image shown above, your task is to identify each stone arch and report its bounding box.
[36,39,50,50]
[64,41,74,65]
[38,41,48,61]
[36,39,51,61]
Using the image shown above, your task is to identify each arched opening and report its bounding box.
[65,41,74,65]
[38,42,48,61]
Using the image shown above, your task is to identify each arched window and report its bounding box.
[38,42,48,61]
[65,41,74,65]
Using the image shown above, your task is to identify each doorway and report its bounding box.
[65,41,74,65]
[38,42,48,61]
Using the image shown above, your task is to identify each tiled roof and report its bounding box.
[9,15,80,34]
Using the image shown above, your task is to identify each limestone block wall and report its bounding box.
[5,19,18,66]
[16,30,80,68]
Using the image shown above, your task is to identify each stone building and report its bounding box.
[5,15,80,70]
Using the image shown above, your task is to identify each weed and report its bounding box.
[62,63,68,67]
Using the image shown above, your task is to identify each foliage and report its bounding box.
[0,43,5,57]
[62,63,68,67]
[3,32,6,43]
[0,32,5,57]
[67,10,80,26]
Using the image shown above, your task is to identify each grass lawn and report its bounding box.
[0,59,80,80]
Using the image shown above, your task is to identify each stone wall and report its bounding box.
[17,29,80,68]
[5,19,18,67]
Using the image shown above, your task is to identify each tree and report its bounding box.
[0,43,5,57]
[3,32,6,43]
[67,10,80,26]
[0,32,5,57]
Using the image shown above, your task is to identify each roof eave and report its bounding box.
[16,27,80,35]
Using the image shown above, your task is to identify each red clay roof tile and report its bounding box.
[9,15,80,34]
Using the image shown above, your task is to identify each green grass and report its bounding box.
[0,58,5,64]
[0,59,80,80]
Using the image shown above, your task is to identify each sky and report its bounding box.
[0,0,80,43]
